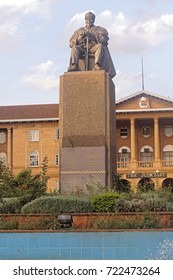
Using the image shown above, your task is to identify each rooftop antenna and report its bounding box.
[141,56,145,91]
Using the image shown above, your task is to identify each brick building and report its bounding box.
[116,90,173,190]
[0,90,173,191]
[0,104,59,191]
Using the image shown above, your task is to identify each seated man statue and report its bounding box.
[67,11,116,78]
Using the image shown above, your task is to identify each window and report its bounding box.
[120,126,128,138]
[55,128,60,140]
[0,152,6,166]
[55,152,59,166]
[29,151,39,167]
[118,146,130,168]
[0,132,6,144]
[29,130,39,141]
[164,126,173,137]
[163,145,173,166]
[140,146,153,161]
[142,126,151,138]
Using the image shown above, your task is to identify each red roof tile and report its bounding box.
[0,104,59,121]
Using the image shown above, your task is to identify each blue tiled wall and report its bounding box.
[0,231,173,260]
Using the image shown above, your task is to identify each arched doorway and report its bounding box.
[138,177,154,191]
[162,178,173,191]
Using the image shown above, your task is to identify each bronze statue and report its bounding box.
[67,12,116,78]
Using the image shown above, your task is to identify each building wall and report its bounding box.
[1,93,173,192]
[116,95,173,190]
[0,122,60,191]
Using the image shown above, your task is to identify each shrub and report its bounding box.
[21,195,93,214]
[0,156,48,199]
[114,198,146,212]
[0,196,32,214]
[94,215,160,229]
[19,216,59,230]
[91,192,122,212]
[114,192,173,212]
[0,217,19,230]
[113,173,131,193]
[144,197,173,212]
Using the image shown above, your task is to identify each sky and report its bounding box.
[1,0,173,105]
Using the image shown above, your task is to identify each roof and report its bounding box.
[0,104,59,123]
[116,90,173,105]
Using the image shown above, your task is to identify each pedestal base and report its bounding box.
[59,71,116,194]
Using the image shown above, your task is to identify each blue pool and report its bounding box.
[0,230,173,260]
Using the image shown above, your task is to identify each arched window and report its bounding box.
[118,146,130,168]
[139,146,153,167]
[163,145,173,167]
[0,152,6,166]
[29,151,39,167]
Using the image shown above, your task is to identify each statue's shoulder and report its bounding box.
[94,26,108,35]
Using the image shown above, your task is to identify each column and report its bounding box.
[7,128,12,169]
[130,119,136,161]
[154,118,160,160]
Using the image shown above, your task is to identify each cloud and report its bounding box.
[20,60,59,91]
[66,10,173,54]
[106,12,173,53]
[0,0,53,50]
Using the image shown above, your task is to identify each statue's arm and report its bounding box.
[69,29,85,48]
[95,27,109,46]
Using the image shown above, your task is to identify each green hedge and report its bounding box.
[21,195,93,214]
[0,196,32,214]
[114,197,173,212]
[91,192,122,212]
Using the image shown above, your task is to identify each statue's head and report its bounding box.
[85,12,95,27]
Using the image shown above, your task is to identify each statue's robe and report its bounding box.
[69,25,116,78]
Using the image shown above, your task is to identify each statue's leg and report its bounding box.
[68,46,84,71]
[90,44,104,70]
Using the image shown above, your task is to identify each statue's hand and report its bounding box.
[97,34,108,45]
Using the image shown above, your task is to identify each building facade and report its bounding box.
[116,90,173,190]
[1,90,173,191]
[0,104,60,191]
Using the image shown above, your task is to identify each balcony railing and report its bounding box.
[117,160,173,170]
[117,161,153,169]
[137,161,153,168]
[162,160,173,167]
[117,161,129,168]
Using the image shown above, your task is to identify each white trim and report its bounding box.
[163,145,173,152]
[116,108,173,114]
[0,118,59,123]
[116,90,173,104]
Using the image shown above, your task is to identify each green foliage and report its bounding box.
[114,191,173,212]
[91,192,122,212]
[95,215,160,229]
[0,217,19,230]
[138,183,154,192]
[0,156,49,200]
[19,216,59,230]
[21,195,93,214]
[0,163,17,198]
[113,173,131,193]
[0,196,32,214]
[85,176,106,196]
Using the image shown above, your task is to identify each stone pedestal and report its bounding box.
[59,70,116,194]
